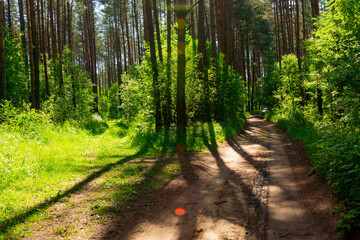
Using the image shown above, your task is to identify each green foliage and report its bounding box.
[216,53,247,122]
[79,114,109,135]
[4,29,29,106]
[44,48,95,122]
[120,25,246,133]
[99,83,121,119]
[259,54,281,109]
[276,54,303,109]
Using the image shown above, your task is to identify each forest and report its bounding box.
[0,0,359,239]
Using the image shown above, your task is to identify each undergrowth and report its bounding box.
[265,109,360,237]
[0,101,245,239]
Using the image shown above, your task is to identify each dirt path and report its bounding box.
[23,116,339,239]
[99,116,338,240]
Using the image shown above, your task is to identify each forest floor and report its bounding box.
[20,116,341,240]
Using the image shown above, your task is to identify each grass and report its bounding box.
[0,108,246,239]
[265,109,360,237]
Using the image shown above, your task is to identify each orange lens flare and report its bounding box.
[175,208,186,216]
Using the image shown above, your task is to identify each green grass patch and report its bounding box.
[265,110,360,237]
[0,106,246,239]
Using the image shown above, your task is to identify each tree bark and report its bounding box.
[164,0,172,128]
[133,0,141,62]
[6,0,11,31]
[295,0,304,105]
[40,0,49,97]
[153,0,163,62]
[26,0,40,109]
[176,0,187,144]
[209,0,216,64]
[124,0,132,66]
[198,0,210,121]
[145,0,161,132]
[57,0,64,87]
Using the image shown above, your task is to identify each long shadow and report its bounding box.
[0,144,151,235]
[100,120,266,240]
[211,121,268,239]
[178,121,256,239]
[101,132,187,239]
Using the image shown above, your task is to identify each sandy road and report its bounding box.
[100,116,337,240]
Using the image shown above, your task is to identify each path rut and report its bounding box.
[23,116,339,240]
[99,116,337,240]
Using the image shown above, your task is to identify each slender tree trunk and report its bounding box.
[114,0,122,86]
[57,0,64,87]
[198,0,210,121]
[26,0,40,109]
[279,0,287,55]
[246,29,251,111]
[190,0,195,38]
[209,0,216,64]
[215,0,222,54]
[133,0,141,62]
[124,0,132,66]
[274,0,282,66]
[311,0,322,115]
[164,0,172,128]
[0,0,6,101]
[176,0,187,146]
[119,2,127,71]
[18,0,29,68]
[40,0,49,97]
[143,0,149,43]
[89,0,98,112]
[50,0,57,59]
[6,0,11,31]
[301,0,307,43]
[145,0,161,132]
[153,0,163,62]
[295,0,304,105]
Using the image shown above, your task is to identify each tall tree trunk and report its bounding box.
[143,0,149,43]
[176,0,187,146]
[198,0,210,121]
[26,0,40,109]
[50,0,57,59]
[311,0,322,115]
[145,0,161,132]
[0,0,6,101]
[209,0,216,64]
[119,2,127,71]
[124,0,132,66]
[279,0,287,55]
[6,0,11,31]
[89,0,98,112]
[295,0,304,105]
[190,0,195,38]
[114,0,123,86]
[301,0,307,43]
[153,0,163,62]
[133,0,141,62]
[274,0,282,66]
[215,0,222,54]
[57,0,63,87]
[164,0,172,128]
[18,0,29,68]
[246,29,251,111]
[41,0,50,97]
